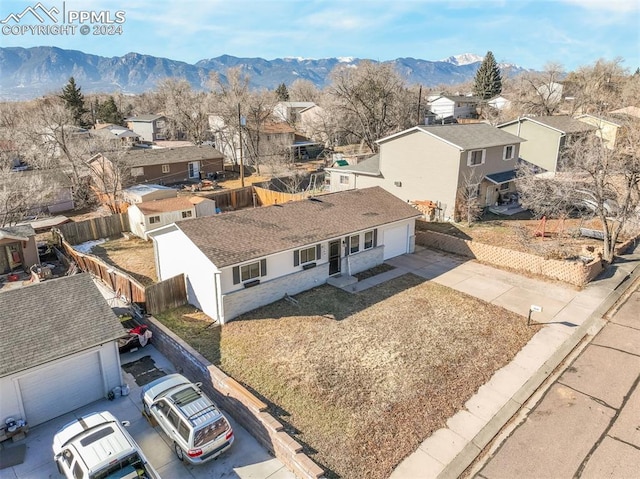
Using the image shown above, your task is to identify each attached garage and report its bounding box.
[0,274,125,427]
[383,224,410,260]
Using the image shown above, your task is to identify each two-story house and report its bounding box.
[498,116,596,172]
[325,123,525,221]
[126,115,167,143]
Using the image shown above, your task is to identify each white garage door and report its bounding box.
[19,352,104,426]
[383,225,408,260]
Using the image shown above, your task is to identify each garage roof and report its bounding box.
[0,274,125,377]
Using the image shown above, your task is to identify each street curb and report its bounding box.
[438,252,640,479]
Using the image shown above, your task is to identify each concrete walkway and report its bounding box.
[339,244,640,479]
[474,283,640,478]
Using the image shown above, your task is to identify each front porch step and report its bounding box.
[327,274,358,288]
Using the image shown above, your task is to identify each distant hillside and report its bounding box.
[0,46,529,100]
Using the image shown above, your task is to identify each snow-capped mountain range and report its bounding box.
[0,47,527,100]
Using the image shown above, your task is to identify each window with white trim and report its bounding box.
[149,215,160,224]
[339,175,349,185]
[161,164,170,173]
[349,234,360,254]
[503,145,514,160]
[467,149,486,166]
[131,167,144,176]
[181,210,192,218]
[300,246,316,264]
[364,231,374,249]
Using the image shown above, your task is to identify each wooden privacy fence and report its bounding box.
[201,186,255,210]
[59,238,146,304]
[55,213,130,245]
[58,233,187,314]
[252,185,306,206]
[145,274,187,314]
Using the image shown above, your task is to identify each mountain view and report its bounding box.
[0,46,528,100]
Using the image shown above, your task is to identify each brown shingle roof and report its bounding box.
[0,274,124,377]
[170,187,421,268]
[136,196,195,215]
[123,145,224,167]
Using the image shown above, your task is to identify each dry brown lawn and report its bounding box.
[155,274,538,479]
[417,216,612,260]
[91,237,157,285]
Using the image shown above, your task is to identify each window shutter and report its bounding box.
[373,229,378,247]
[260,258,267,276]
[316,244,321,259]
[345,236,350,256]
[293,250,300,266]
[232,266,240,284]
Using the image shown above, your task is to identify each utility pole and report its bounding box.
[417,85,422,125]
[238,103,244,188]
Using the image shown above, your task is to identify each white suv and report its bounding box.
[52,411,160,479]
[141,373,234,464]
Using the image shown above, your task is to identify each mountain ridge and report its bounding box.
[0,46,528,100]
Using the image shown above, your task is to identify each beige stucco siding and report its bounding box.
[366,132,461,219]
[500,122,561,172]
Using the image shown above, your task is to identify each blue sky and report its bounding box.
[1,0,638,71]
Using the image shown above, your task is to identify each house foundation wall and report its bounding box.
[343,246,384,276]
[223,263,331,322]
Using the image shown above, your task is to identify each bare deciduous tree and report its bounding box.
[517,119,640,262]
[156,79,212,144]
[328,61,414,152]
[510,62,565,116]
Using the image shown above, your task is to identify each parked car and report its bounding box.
[52,411,160,479]
[141,373,234,464]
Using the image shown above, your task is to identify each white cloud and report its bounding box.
[557,0,639,12]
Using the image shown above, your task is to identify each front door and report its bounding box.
[329,240,341,275]
[188,161,200,179]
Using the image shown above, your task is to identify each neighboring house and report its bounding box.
[128,196,217,239]
[487,95,511,110]
[0,168,75,215]
[273,101,316,124]
[148,187,421,324]
[126,115,167,142]
[122,184,178,204]
[247,121,297,158]
[498,116,597,172]
[427,95,480,120]
[0,274,124,426]
[609,106,640,119]
[95,145,225,186]
[575,114,624,149]
[325,123,525,221]
[0,225,39,273]
[94,123,140,147]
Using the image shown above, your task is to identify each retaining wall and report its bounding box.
[139,315,325,479]
[415,230,604,287]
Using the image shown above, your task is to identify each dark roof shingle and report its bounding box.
[170,187,421,268]
[0,274,125,377]
[123,145,224,167]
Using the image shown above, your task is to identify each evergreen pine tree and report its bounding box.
[98,96,123,125]
[275,82,290,101]
[473,51,502,100]
[59,77,88,126]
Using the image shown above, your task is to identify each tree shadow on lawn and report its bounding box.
[235,273,428,323]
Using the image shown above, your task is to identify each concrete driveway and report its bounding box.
[0,345,294,479]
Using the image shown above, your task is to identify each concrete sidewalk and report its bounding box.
[374,244,640,479]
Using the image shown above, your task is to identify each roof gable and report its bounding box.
[156,187,420,268]
[378,123,524,150]
[0,274,124,376]
[499,116,597,134]
[136,196,198,215]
